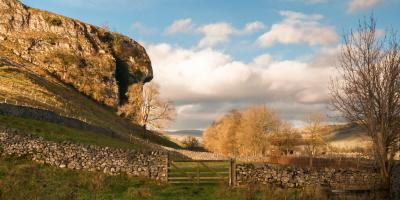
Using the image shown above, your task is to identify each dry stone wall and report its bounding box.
[391,163,400,199]
[0,130,167,181]
[236,163,383,190]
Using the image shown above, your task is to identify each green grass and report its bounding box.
[0,114,143,150]
[0,157,241,200]
[0,157,357,200]
[0,157,384,200]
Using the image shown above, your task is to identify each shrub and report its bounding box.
[45,16,62,26]
[99,31,113,42]
[54,52,86,68]
[182,136,200,150]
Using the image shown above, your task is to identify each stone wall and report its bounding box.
[0,131,168,181]
[236,163,383,190]
[164,147,229,160]
[391,163,400,199]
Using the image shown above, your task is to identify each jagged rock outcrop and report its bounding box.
[0,0,153,107]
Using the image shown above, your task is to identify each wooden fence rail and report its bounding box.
[168,160,235,185]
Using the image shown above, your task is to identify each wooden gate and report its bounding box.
[168,160,235,185]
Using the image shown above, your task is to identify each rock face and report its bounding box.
[0,130,167,181]
[0,0,153,107]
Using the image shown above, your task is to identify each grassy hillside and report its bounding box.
[0,114,145,150]
[325,124,371,149]
[0,54,178,148]
[165,130,203,146]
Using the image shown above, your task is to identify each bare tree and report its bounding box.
[330,16,400,183]
[118,82,176,131]
[140,82,176,130]
[303,113,326,168]
[270,123,302,155]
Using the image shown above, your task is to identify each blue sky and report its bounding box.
[22,0,400,130]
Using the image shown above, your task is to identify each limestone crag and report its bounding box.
[0,0,152,107]
[0,130,167,181]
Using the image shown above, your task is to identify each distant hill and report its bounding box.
[325,124,371,149]
[167,130,203,137]
[166,130,203,143]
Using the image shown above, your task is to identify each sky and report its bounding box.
[22,0,400,130]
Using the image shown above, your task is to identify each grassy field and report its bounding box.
[0,157,373,200]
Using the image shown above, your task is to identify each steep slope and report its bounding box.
[0,0,178,148]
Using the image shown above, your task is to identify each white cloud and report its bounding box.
[197,23,235,47]
[242,21,266,34]
[196,21,266,47]
[257,10,339,47]
[347,0,383,13]
[251,54,273,67]
[164,19,266,47]
[145,43,337,129]
[165,18,194,34]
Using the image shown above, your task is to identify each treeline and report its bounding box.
[203,105,307,157]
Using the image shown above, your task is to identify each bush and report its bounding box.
[45,16,62,26]
[55,52,86,68]
[182,136,200,150]
[99,31,113,42]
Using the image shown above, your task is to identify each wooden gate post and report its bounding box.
[196,162,200,184]
[229,159,236,187]
[166,153,169,183]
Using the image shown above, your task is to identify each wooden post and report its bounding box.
[229,159,236,187]
[229,159,232,186]
[166,153,169,183]
[196,162,200,184]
